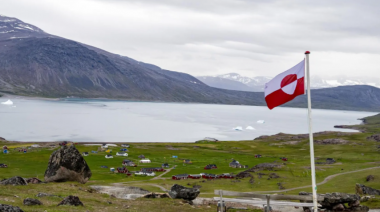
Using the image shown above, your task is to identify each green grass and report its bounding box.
[1,113,380,210]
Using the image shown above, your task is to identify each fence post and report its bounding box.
[219,190,224,212]
[266,195,271,212]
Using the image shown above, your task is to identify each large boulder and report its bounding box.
[356,184,380,195]
[57,195,84,206]
[0,176,28,185]
[321,193,360,208]
[44,145,92,184]
[23,198,43,206]
[0,204,24,212]
[25,177,42,184]
[168,184,200,201]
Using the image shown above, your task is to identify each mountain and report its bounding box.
[197,73,380,92]
[0,15,265,105]
[1,15,380,111]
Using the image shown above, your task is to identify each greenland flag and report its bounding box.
[265,60,305,109]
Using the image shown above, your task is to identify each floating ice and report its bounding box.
[1,100,13,105]
[257,120,265,124]
[233,126,243,131]
[246,126,255,130]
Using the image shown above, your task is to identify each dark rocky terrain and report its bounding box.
[1,15,380,111]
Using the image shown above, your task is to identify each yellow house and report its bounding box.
[105,149,112,153]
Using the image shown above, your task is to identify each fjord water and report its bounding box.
[0,97,376,143]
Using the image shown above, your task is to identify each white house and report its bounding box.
[116,152,128,156]
[31,144,40,148]
[139,159,151,163]
[82,152,89,156]
[105,155,113,159]
[135,171,155,176]
[121,144,130,148]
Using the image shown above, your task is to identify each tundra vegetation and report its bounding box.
[0,114,380,211]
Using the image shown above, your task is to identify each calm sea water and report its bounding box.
[0,97,376,143]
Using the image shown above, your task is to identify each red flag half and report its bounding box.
[264,60,305,109]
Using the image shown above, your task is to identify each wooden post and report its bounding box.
[219,190,224,212]
[266,195,270,212]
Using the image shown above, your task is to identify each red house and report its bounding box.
[189,174,201,179]
[204,164,217,170]
[280,157,288,161]
[172,174,189,180]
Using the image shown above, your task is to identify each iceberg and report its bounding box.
[233,126,243,131]
[257,120,265,124]
[246,126,255,130]
[1,100,13,105]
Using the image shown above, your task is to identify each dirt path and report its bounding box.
[152,165,177,180]
[258,166,380,193]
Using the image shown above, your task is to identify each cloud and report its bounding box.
[1,0,380,79]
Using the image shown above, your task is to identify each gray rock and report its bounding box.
[25,178,42,184]
[168,184,200,201]
[321,193,360,208]
[143,193,170,198]
[44,145,92,184]
[366,175,375,182]
[23,198,42,206]
[0,203,24,212]
[0,176,28,186]
[315,139,349,145]
[57,195,83,206]
[356,184,380,195]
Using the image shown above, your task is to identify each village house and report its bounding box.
[221,173,235,179]
[0,164,7,168]
[140,167,165,172]
[102,144,108,148]
[91,150,98,153]
[116,167,132,175]
[82,152,89,156]
[229,160,244,168]
[255,154,262,158]
[105,149,112,153]
[280,157,288,161]
[122,159,136,167]
[162,163,169,168]
[138,155,146,159]
[121,144,130,148]
[189,174,201,179]
[116,152,128,156]
[135,171,155,176]
[172,155,178,158]
[2,146,8,150]
[204,164,217,169]
[59,141,68,146]
[31,144,40,148]
[183,159,192,164]
[202,173,217,179]
[139,159,151,163]
[120,148,128,152]
[105,155,113,159]
[172,174,189,180]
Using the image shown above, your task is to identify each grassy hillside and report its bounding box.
[1,114,380,211]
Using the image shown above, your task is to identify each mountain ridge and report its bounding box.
[1,15,380,112]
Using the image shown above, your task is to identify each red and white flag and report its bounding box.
[264,60,305,109]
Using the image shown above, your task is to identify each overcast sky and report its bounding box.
[2,0,380,78]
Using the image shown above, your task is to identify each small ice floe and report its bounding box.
[1,100,13,105]
[246,126,255,130]
[233,126,243,131]
[257,120,265,124]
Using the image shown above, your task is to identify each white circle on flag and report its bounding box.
[281,80,297,95]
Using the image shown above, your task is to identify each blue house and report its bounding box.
[172,155,178,158]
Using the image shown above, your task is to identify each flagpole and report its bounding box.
[305,51,318,212]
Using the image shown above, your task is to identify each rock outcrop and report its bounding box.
[0,176,28,186]
[143,193,170,198]
[57,196,83,206]
[367,134,380,142]
[44,145,92,184]
[356,184,380,195]
[0,204,24,212]
[0,137,5,141]
[23,198,42,206]
[315,139,349,145]
[299,192,369,212]
[168,184,200,201]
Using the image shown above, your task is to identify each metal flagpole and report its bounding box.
[305,51,318,212]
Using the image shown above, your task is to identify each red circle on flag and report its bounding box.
[281,74,297,88]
